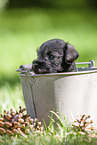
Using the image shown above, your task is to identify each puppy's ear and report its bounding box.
[65,44,79,64]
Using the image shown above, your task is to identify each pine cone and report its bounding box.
[0,106,43,136]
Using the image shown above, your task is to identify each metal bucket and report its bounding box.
[17,60,97,126]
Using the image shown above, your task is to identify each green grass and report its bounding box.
[0,7,97,144]
[0,83,25,112]
[0,111,97,145]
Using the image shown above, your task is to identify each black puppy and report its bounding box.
[20,39,79,73]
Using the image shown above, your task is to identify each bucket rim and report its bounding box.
[17,67,97,77]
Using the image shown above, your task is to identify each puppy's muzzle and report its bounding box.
[32,60,51,74]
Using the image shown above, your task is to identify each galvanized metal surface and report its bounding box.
[17,60,97,126]
[54,73,97,124]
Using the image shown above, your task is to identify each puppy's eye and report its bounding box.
[49,54,55,60]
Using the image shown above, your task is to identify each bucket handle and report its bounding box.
[75,60,95,68]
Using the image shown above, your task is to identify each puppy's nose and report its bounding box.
[32,60,39,65]
[32,59,45,65]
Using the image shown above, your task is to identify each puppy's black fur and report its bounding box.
[20,39,79,73]
[32,39,79,74]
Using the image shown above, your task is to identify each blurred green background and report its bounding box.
[0,0,97,112]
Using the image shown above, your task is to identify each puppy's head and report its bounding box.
[32,39,79,74]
